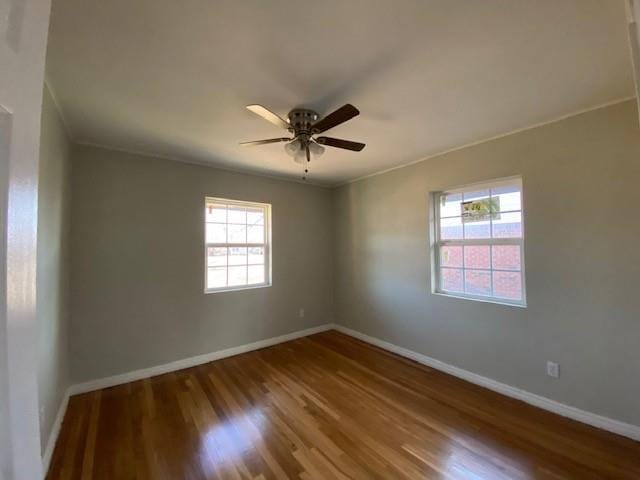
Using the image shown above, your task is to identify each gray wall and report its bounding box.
[333,100,640,426]
[67,100,639,428]
[70,146,334,383]
[37,85,71,453]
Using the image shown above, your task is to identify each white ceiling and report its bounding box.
[46,0,634,185]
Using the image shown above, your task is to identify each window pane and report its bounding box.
[441,268,463,292]
[205,199,270,292]
[441,217,463,240]
[491,184,521,212]
[462,189,496,226]
[493,271,522,300]
[492,245,521,271]
[228,206,246,224]
[228,247,247,265]
[206,204,226,223]
[206,223,226,243]
[463,219,491,239]
[248,265,265,285]
[464,245,490,269]
[440,193,462,218]
[228,266,247,286]
[434,181,524,304]
[247,225,264,243]
[440,246,462,268]
[463,189,490,203]
[464,269,491,296]
[207,267,227,289]
[248,247,264,265]
[247,208,264,226]
[207,247,227,267]
[492,211,522,238]
[228,224,247,243]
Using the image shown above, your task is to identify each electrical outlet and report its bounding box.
[299,308,305,318]
[547,361,560,378]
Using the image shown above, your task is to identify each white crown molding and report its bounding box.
[73,140,332,189]
[334,325,640,442]
[337,96,637,187]
[47,74,634,189]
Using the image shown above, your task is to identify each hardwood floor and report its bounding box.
[47,330,640,479]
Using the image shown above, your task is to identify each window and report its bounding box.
[205,197,271,293]
[432,177,526,306]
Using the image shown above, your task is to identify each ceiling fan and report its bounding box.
[240,104,365,180]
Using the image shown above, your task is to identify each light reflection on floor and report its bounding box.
[198,406,268,475]
[441,440,536,479]
[404,435,537,479]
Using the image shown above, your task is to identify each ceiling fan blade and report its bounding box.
[239,137,291,146]
[311,104,360,133]
[246,104,290,130]
[316,136,365,152]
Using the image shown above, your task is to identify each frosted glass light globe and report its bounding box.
[308,142,325,157]
[284,139,301,157]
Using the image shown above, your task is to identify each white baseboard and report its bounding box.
[42,388,71,476]
[334,325,640,442]
[46,321,637,474]
[43,324,334,475]
[69,324,335,396]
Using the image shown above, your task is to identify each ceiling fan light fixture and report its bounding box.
[308,142,325,157]
[293,149,307,164]
[284,139,302,157]
[242,103,364,179]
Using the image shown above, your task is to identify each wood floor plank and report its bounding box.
[47,331,640,479]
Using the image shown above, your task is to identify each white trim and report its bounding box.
[44,324,335,474]
[204,283,271,295]
[68,324,335,396]
[431,177,526,307]
[334,325,640,442]
[204,197,272,294]
[432,291,526,308]
[435,176,522,197]
[49,322,640,471]
[626,1,640,125]
[1,0,53,474]
[42,390,70,476]
[55,97,634,190]
[338,97,636,187]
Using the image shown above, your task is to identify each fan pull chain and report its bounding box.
[302,152,310,181]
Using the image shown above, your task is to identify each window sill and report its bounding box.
[205,283,272,294]
[432,290,526,308]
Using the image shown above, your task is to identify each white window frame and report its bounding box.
[204,197,272,294]
[431,177,527,307]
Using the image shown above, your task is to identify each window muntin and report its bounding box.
[205,197,271,293]
[432,178,526,306]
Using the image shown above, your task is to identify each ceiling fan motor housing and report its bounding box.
[288,109,319,136]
